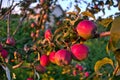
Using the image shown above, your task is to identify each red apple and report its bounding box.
[0,49,8,58]
[40,54,49,66]
[35,64,46,73]
[44,29,52,41]
[72,70,77,76]
[27,78,34,80]
[49,51,56,64]
[71,44,89,61]
[75,64,83,71]
[6,37,15,46]
[55,49,72,66]
[76,20,97,40]
[84,72,89,78]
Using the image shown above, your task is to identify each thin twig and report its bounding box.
[12,61,24,69]
[0,2,22,20]
[100,31,110,37]
[7,13,10,37]
[12,14,27,36]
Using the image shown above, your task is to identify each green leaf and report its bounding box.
[81,11,96,20]
[110,16,120,51]
[94,57,114,75]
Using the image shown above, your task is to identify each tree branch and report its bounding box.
[93,31,110,38]
[12,14,27,36]
[0,0,3,10]
[99,31,110,37]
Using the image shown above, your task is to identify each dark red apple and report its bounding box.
[76,20,97,40]
[44,29,52,41]
[75,64,83,71]
[55,49,72,66]
[40,54,49,66]
[35,64,46,73]
[27,78,34,80]
[71,44,89,61]
[0,49,8,58]
[6,37,15,46]
[49,51,56,64]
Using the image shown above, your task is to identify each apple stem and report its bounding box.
[7,13,10,38]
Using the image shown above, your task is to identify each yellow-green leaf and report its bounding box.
[110,16,120,51]
[106,38,116,54]
[81,11,96,20]
[98,18,113,27]
[94,57,114,74]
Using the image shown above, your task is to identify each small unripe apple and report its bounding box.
[27,78,34,80]
[44,29,52,41]
[72,70,77,76]
[55,49,72,66]
[35,33,39,38]
[30,22,36,28]
[6,37,15,46]
[0,49,8,58]
[84,72,89,78]
[76,20,97,40]
[40,54,49,66]
[43,14,48,20]
[71,44,89,61]
[49,51,56,64]
[30,32,36,38]
[40,0,45,4]
[35,64,46,73]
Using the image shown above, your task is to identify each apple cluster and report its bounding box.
[35,20,97,77]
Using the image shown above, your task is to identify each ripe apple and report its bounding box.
[44,29,52,41]
[71,44,89,61]
[0,49,8,58]
[35,64,46,73]
[6,37,15,46]
[55,49,72,66]
[84,72,89,78]
[75,64,83,71]
[76,20,97,40]
[49,51,56,64]
[40,54,49,66]
[27,78,34,80]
